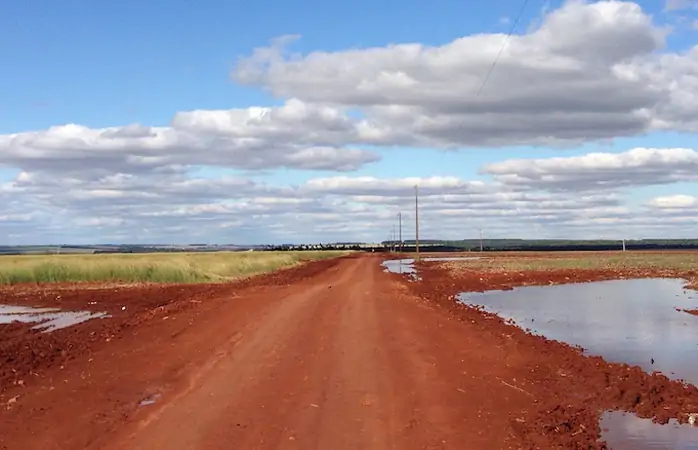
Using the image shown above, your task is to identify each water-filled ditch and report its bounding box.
[457,278,698,448]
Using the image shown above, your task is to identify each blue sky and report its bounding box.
[1,0,698,244]
[2,0,540,132]
[3,0,694,132]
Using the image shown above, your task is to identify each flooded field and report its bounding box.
[405,252,698,448]
[456,276,698,447]
[458,278,698,385]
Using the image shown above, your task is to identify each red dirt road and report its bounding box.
[99,255,520,450]
[2,254,698,449]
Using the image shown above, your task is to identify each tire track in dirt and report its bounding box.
[0,257,351,450]
[373,282,534,449]
[104,258,367,449]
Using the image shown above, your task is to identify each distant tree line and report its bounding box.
[4,239,698,256]
[264,243,366,251]
[378,239,698,252]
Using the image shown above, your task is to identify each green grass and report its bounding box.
[0,251,348,285]
[443,251,698,272]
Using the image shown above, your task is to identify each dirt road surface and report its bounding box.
[2,253,698,449]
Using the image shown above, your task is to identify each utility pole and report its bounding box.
[398,212,402,253]
[391,225,396,252]
[479,228,484,252]
[415,185,420,261]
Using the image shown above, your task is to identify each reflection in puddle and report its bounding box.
[601,411,698,449]
[382,259,418,279]
[139,393,162,407]
[0,304,110,333]
[0,305,60,315]
[457,278,698,386]
[382,256,481,280]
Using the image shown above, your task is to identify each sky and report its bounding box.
[1,0,698,245]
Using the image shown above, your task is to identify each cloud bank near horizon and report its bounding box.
[3,146,696,244]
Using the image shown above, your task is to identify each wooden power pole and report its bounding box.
[398,212,402,252]
[415,185,420,261]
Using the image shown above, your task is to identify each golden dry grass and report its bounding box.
[0,251,348,285]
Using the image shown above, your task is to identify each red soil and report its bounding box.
[0,253,696,449]
[409,259,698,448]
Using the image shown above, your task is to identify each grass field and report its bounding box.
[0,251,348,285]
[456,251,698,271]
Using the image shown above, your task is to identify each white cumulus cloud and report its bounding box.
[0,100,378,176]
[231,0,691,147]
[647,194,697,208]
[481,148,698,191]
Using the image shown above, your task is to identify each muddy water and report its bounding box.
[382,258,418,278]
[600,411,698,449]
[0,304,110,332]
[457,278,698,386]
[382,256,481,279]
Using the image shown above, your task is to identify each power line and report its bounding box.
[430,0,535,242]
[435,0,533,170]
[475,0,532,98]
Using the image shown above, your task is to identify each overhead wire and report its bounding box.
[433,0,534,240]
[475,0,532,97]
[436,0,533,173]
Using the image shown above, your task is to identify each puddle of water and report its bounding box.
[0,304,110,333]
[33,311,110,332]
[381,256,481,280]
[382,259,418,276]
[139,393,162,407]
[0,305,60,315]
[600,411,698,449]
[457,278,698,385]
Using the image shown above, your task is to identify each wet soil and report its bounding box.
[0,257,344,394]
[1,252,697,449]
[458,278,698,385]
[407,258,698,449]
